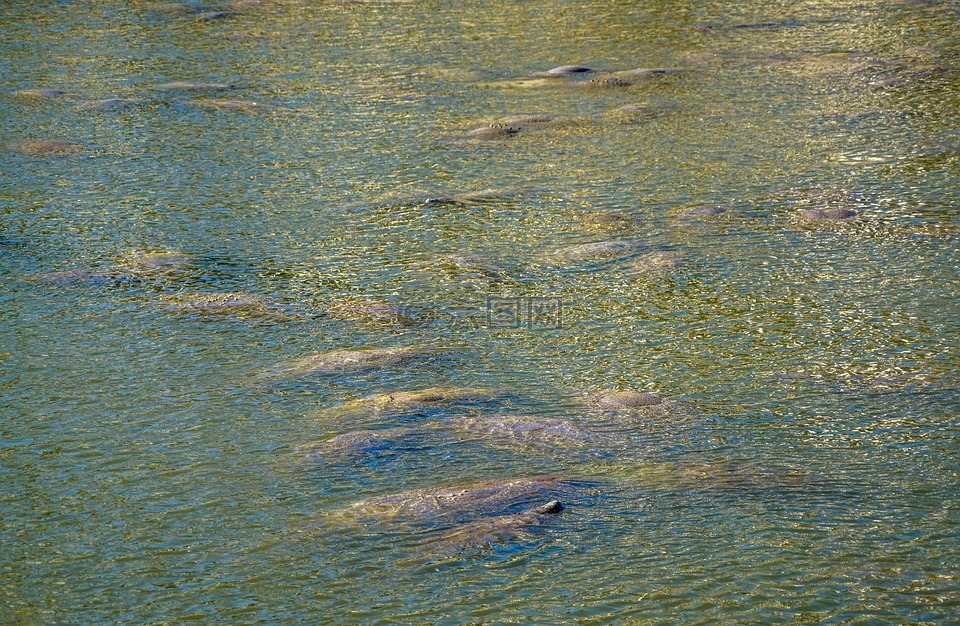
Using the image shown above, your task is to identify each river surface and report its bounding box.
[2,0,959,623]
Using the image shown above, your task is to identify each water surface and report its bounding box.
[2,0,959,623]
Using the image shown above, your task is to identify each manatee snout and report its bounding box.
[534,500,564,515]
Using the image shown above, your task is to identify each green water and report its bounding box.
[1,0,958,623]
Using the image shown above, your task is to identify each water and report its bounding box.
[2,0,958,623]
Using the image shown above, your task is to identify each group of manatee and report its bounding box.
[257,329,724,559]
[8,0,955,561]
[295,380,696,557]
[8,65,300,158]
[277,353,825,558]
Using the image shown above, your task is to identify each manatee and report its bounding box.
[480,76,566,90]
[552,239,643,263]
[620,67,686,77]
[447,414,611,448]
[196,10,232,20]
[328,298,422,327]
[580,389,697,419]
[11,140,86,155]
[81,97,150,111]
[423,188,519,205]
[629,251,689,275]
[122,251,194,276]
[336,476,579,525]
[155,81,236,91]
[187,98,274,113]
[796,207,858,222]
[670,461,832,499]
[776,187,860,205]
[731,20,793,30]
[786,52,890,81]
[28,268,117,285]
[298,426,421,459]
[463,124,522,139]
[777,188,865,222]
[146,2,203,15]
[777,366,946,393]
[583,211,634,229]
[421,500,565,556]
[336,387,502,414]
[571,76,635,89]
[160,291,286,316]
[588,389,665,409]
[676,202,731,217]
[14,88,75,100]
[464,115,578,138]
[436,253,506,276]
[259,346,440,381]
[149,2,228,17]
[489,114,558,126]
[613,102,679,119]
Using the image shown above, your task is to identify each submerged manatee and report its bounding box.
[669,461,834,499]
[796,207,858,222]
[28,268,118,285]
[489,114,558,126]
[629,251,689,276]
[196,9,232,20]
[81,97,150,111]
[471,114,580,136]
[776,187,862,206]
[187,98,274,113]
[620,67,686,78]
[423,187,520,205]
[155,81,236,91]
[11,140,86,155]
[776,188,864,225]
[463,124,522,140]
[298,427,422,459]
[259,346,440,381]
[160,291,288,317]
[328,298,423,327]
[122,251,194,277]
[552,239,643,264]
[337,387,503,414]
[435,253,507,276]
[675,202,733,218]
[583,211,635,229]
[777,366,947,394]
[336,476,580,525]
[447,414,611,449]
[590,389,664,409]
[577,389,697,419]
[14,88,76,100]
[613,102,680,119]
[421,500,565,557]
[571,76,636,89]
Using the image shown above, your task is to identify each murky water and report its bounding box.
[2,0,958,623]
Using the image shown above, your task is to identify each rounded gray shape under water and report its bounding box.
[554,239,642,263]
[260,346,438,381]
[465,124,522,139]
[337,476,578,524]
[594,390,665,409]
[798,207,858,221]
[420,500,566,556]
